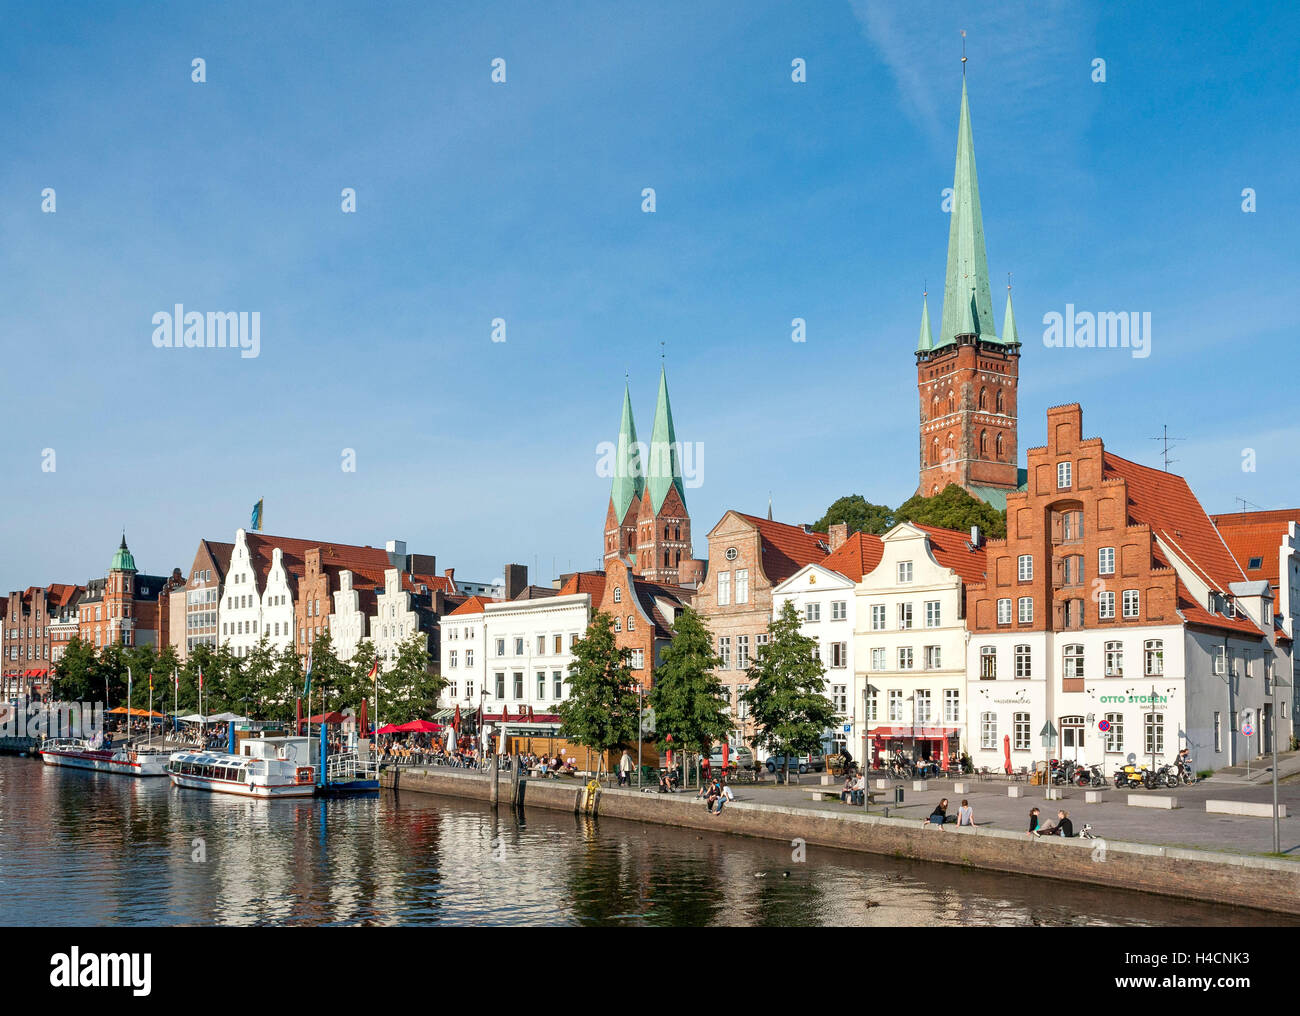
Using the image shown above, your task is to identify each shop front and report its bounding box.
[868,725,961,769]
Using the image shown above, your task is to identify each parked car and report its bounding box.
[764,754,824,775]
[707,745,756,771]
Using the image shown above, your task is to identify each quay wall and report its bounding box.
[381,767,1300,916]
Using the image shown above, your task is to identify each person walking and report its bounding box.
[618,750,633,787]
[956,799,974,826]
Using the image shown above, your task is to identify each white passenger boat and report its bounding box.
[168,736,319,798]
[39,737,172,777]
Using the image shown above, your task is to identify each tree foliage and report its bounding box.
[648,607,731,757]
[556,611,640,773]
[811,494,895,536]
[377,632,441,724]
[894,483,1006,538]
[741,600,837,780]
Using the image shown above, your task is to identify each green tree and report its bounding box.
[812,494,895,536]
[272,645,305,724]
[52,637,99,702]
[556,611,639,778]
[377,633,442,724]
[741,600,837,783]
[649,608,731,762]
[350,640,381,720]
[304,632,350,714]
[894,483,1007,538]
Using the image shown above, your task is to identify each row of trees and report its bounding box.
[557,601,836,780]
[50,631,443,725]
[813,483,1008,539]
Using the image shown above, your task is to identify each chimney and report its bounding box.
[828,523,849,552]
[504,564,528,601]
[970,525,981,548]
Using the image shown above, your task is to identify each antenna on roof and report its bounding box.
[1234,497,1264,512]
[1148,424,1185,472]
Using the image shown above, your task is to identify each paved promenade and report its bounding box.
[689,769,1300,857]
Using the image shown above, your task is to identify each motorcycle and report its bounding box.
[1088,764,1108,787]
[1114,763,1147,789]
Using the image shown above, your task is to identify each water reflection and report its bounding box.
[0,758,1286,927]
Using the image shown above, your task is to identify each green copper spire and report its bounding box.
[938,78,997,346]
[610,384,644,523]
[916,293,934,352]
[1002,287,1019,345]
[647,364,686,514]
[110,532,136,572]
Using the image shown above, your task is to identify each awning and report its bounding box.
[305,711,345,725]
[108,707,166,718]
[869,726,960,739]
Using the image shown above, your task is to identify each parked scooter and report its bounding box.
[1114,763,1147,789]
[1087,764,1108,787]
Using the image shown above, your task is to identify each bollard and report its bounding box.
[489,753,499,807]
[510,753,521,806]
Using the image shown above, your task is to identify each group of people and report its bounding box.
[1028,807,1074,837]
[698,777,735,814]
[924,798,976,827]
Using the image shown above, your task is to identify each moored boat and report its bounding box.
[168,736,319,798]
[39,737,172,777]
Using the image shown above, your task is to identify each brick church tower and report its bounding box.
[916,77,1022,504]
[603,366,692,583]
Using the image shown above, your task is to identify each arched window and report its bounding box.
[947,392,955,415]
[613,587,622,603]
[979,387,988,411]
[930,437,939,465]
[931,394,940,417]
[627,615,635,631]
[996,389,1005,413]
[979,430,988,457]
[996,433,1004,460]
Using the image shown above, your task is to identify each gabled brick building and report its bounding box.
[3,582,84,699]
[78,535,180,654]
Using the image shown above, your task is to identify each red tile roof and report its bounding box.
[910,524,988,587]
[45,583,85,609]
[558,571,607,602]
[447,595,498,617]
[243,533,394,591]
[1102,453,1248,596]
[731,512,829,584]
[821,533,884,582]
[1209,510,1300,599]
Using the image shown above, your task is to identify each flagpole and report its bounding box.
[127,667,132,745]
[173,668,178,740]
[148,674,153,747]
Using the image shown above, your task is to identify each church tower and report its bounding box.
[635,365,692,584]
[603,384,644,569]
[917,77,1021,501]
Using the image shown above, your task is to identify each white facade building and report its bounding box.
[221,530,296,658]
[329,570,371,663]
[772,563,858,757]
[371,568,430,671]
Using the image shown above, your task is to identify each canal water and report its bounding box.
[0,756,1286,926]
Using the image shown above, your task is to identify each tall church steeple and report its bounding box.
[604,383,645,569]
[635,363,692,584]
[916,70,1021,502]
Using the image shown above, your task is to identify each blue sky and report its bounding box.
[2,0,1297,590]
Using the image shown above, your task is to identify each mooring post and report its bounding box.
[489,751,499,807]
[511,752,521,806]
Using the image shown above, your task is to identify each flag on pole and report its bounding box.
[250,498,264,532]
[173,668,178,691]
[303,652,313,699]
[148,672,153,693]
[367,659,378,680]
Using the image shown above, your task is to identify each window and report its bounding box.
[944,689,960,723]
[1248,556,1263,570]
[465,649,473,667]
[1018,555,1033,581]
[613,586,622,603]
[888,690,903,721]
[630,648,644,670]
[494,673,505,698]
[1014,644,1032,679]
[627,615,635,632]
[514,637,524,656]
[1018,597,1034,623]
[831,684,847,713]
[513,672,524,698]
[924,645,941,670]
[830,642,846,668]
[1144,639,1163,676]
[1061,511,1083,542]
[1099,547,1115,575]
[831,600,847,621]
[465,680,474,699]
[898,561,913,583]
[1104,640,1123,676]
[537,636,546,655]
[1063,644,1084,679]
[1063,556,1084,585]
[1104,713,1124,753]
[915,690,931,723]
[735,569,749,604]
[805,602,821,623]
[1057,461,1072,488]
[871,647,886,670]
[449,650,458,668]
[1098,591,1115,619]
[495,638,505,657]
[737,635,750,669]
[717,573,730,606]
[737,685,749,719]
[1144,713,1164,757]
[1213,711,1222,752]
[866,688,879,721]
[924,600,941,628]
[898,603,913,630]
[1013,712,1031,751]
[554,635,563,654]
[718,637,731,669]
[613,617,621,633]
[1123,589,1139,618]
[1214,646,1226,676]
[553,671,563,698]
[997,598,1012,624]
[898,647,914,670]
[980,712,997,749]
[536,671,546,698]
[870,605,886,630]
[980,646,996,679]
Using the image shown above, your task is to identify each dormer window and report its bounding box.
[1224,597,1236,618]
[1248,557,1263,570]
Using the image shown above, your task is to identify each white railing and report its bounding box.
[326,752,379,783]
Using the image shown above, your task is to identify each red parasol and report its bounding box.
[722,743,730,769]
[1003,733,1012,774]
[940,734,949,768]
[397,720,442,733]
[358,698,368,736]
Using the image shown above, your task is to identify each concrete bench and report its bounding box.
[1206,800,1286,818]
[803,787,879,804]
[952,782,969,794]
[1007,786,1024,798]
[1128,794,1180,809]
[1045,788,1066,800]
[912,780,929,791]
[873,778,891,790]
[1085,790,1106,804]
